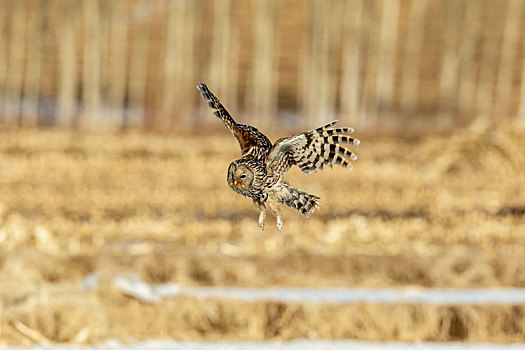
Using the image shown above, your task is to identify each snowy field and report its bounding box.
[112,274,525,305]
[5,339,525,350]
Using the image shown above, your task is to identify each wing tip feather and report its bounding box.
[196,81,206,91]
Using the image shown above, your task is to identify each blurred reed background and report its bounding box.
[1,0,525,132]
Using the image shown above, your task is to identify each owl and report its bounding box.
[197,82,359,232]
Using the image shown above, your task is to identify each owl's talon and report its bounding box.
[276,219,283,232]
[255,201,266,231]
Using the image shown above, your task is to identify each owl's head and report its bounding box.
[227,161,254,192]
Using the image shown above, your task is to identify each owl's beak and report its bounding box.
[234,180,238,186]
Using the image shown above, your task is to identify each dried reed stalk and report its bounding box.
[6,1,25,124]
[301,0,316,126]
[400,0,428,112]
[0,0,10,122]
[161,0,181,130]
[374,0,400,118]
[127,5,150,128]
[20,0,44,126]
[107,0,128,127]
[162,0,195,130]
[81,0,102,128]
[437,0,461,118]
[208,0,238,120]
[340,0,363,125]
[495,0,524,118]
[37,3,56,115]
[457,0,481,120]
[302,0,342,127]
[248,0,279,127]
[319,1,343,125]
[360,1,380,126]
[475,1,503,115]
[299,0,317,127]
[57,0,77,126]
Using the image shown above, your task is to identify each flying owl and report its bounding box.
[196,82,359,232]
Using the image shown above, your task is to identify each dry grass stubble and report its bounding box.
[1,123,524,344]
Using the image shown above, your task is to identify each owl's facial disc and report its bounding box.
[229,164,253,191]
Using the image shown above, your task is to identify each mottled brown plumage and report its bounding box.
[197,81,359,231]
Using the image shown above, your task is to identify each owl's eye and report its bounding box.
[240,174,247,179]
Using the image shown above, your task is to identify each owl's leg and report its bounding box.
[268,195,283,232]
[252,199,266,230]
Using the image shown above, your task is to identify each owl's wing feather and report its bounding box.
[197,81,272,160]
[266,121,359,175]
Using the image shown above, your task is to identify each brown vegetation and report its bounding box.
[0,123,524,344]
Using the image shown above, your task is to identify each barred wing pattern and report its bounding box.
[196,82,272,161]
[266,121,359,176]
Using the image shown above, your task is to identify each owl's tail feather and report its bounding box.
[282,186,320,218]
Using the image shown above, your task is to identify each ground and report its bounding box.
[0,121,524,345]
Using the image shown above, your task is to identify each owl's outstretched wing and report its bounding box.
[266,121,359,176]
[196,82,272,160]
